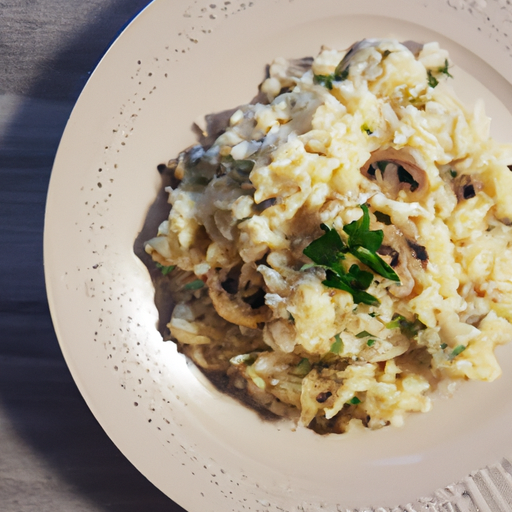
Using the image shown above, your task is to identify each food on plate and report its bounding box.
[144,39,512,434]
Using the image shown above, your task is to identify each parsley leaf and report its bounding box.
[303,224,346,276]
[302,205,400,304]
[344,205,400,282]
[356,330,373,338]
[346,264,374,290]
[367,339,376,347]
[344,204,382,251]
[347,396,361,405]
[350,246,399,282]
[303,224,378,305]
[323,270,380,306]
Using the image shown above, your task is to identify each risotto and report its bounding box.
[145,39,512,434]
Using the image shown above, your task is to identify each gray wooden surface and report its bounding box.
[0,1,184,510]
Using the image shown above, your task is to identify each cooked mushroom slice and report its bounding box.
[406,239,429,268]
[453,174,483,202]
[206,268,270,329]
[377,244,399,267]
[334,39,423,77]
[268,56,314,91]
[285,57,315,80]
[361,148,428,197]
[197,107,240,147]
[174,143,220,184]
[377,224,426,298]
[388,257,415,299]
[227,357,300,419]
[335,39,382,76]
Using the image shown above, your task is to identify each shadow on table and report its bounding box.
[0,0,185,510]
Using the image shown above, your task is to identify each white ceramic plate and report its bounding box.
[45,0,512,510]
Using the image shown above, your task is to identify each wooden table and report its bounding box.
[0,1,184,509]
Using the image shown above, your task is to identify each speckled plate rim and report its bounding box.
[44,0,512,510]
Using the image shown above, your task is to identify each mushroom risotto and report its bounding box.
[145,39,512,434]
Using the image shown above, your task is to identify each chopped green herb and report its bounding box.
[449,344,466,360]
[330,333,344,354]
[350,246,399,282]
[155,263,176,276]
[291,358,312,377]
[367,339,376,347]
[440,343,448,350]
[314,64,350,90]
[347,264,374,289]
[183,279,205,290]
[333,63,350,82]
[343,204,381,251]
[323,270,380,306]
[385,315,406,329]
[427,70,439,88]
[347,396,361,405]
[369,312,379,318]
[314,74,335,89]
[427,60,452,89]
[438,59,453,78]
[356,330,373,338]
[401,317,426,337]
[302,205,400,305]
[343,205,400,282]
[449,170,457,178]
[386,314,425,337]
[303,224,346,276]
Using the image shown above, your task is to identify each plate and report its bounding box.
[44,0,512,510]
